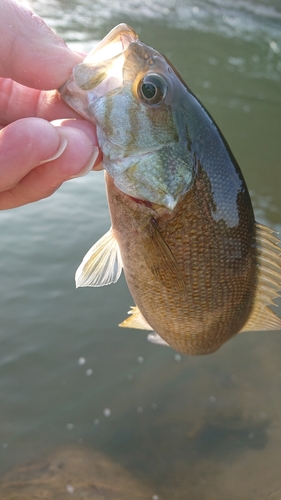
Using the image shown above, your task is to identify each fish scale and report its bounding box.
[105,166,256,354]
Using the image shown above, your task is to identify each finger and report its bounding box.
[0,0,83,90]
[0,118,101,209]
[0,78,83,126]
[52,119,103,170]
[0,118,65,191]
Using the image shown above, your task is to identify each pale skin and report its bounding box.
[0,0,102,210]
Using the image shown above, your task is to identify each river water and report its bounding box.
[0,1,281,499]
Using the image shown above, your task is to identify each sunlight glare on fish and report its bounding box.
[84,25,135,64]
[86,41,124,64]
[88,53,126,98]
[103,53,125,89]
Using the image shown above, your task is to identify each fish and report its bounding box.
[59,23,281,355]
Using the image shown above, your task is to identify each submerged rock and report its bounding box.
[0,445,153,499]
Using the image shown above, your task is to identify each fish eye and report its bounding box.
[138,74,168,105]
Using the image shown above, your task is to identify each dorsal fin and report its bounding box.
[75,227,123,287]
[119,306,153,330]
[241,222,281,332]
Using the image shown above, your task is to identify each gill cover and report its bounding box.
[60,24,194,211]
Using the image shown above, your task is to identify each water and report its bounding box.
[0,1,281,498]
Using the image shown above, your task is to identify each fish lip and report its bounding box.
[59,25,139,121]
[84,23,138,64]
[66,24,139,96]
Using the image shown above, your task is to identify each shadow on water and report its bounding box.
[1,0,281,499]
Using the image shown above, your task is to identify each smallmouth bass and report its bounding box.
[60,24,281,355]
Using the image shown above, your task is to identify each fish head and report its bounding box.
[60,24,194,210]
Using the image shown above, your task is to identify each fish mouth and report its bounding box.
[59,24,139,119]
[72,24,138,94]
[84,24,138,65]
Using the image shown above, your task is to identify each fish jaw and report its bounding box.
[83,23,138,65]
[59,24,137,121]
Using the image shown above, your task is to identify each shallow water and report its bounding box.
[0,1,281,498]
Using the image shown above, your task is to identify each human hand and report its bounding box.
[0,0,102,210]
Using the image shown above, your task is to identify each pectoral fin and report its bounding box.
[142,218,186,291]
[75,227,123,287]
[119,306,153,330]
[241,222,281,332]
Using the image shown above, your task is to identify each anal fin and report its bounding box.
[241,222,281,332]
[119,306,153,330]
[119,306,170,347]
[147,332,170,347]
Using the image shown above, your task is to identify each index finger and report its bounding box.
[0,78,83,126]
[0,0,83,90]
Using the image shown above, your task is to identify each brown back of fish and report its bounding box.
[106,170,257,355]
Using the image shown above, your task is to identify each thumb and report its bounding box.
[0,117,103,209]
[0,0,83,89]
